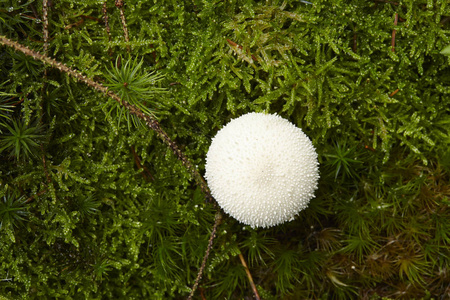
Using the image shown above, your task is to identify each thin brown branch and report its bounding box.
[102,1,112,56]
[115,0,130,52]
[391,13,398,52]
[41,145,52,184]
[227,39,258,62]
[42,0,49,53]
[199,288,207,300]
[188,211,223,300]
[365,145,376,152]
[131,146,155,181]
[30,3,40,19]
[0,35,214,204]
[10,97,25,106]
[374,0,399,5]
[64,15,103,30]
[239,253,261,300]
[41,0,50,115]
[64,19,84,30]
[25,189,47,203]
[389,88,400,97]
[81,15,103,22]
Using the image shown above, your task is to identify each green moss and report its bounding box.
[0,0,449,299]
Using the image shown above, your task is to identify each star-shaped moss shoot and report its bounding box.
[205,112,319,228]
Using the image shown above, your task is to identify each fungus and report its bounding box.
[205,112,319,228]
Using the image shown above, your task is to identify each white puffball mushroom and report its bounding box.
[205,112,319,228]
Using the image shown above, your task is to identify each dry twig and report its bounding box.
[102,1,112,56]
[115,0,130,52]
[391,13,398,52]
[239,253,261,300]
[25,189,47,204]
[188,211,223,300]
[389,88,400,97]
[131,146,155,181]
[374,0,400,5]
[42,0,49,53]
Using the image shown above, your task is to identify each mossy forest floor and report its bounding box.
[0,0,449,299]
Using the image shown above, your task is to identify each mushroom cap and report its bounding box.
[205,112,319,228]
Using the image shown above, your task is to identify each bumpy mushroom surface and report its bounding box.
[205,112,319,228]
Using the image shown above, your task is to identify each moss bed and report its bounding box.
[0,0,449,299]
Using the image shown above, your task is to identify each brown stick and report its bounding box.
[391,13,398,52]
[389,88,400,97]
[41,0,50,115]
[25,189,47,203]
[374,0,399,5]
[30,3,40,19]
[64,15,103,30]
[40,0,51,174]
[64,19,84,30]
[131,146,155,181]
[199,288,207,300]
[42,0,49,53]
[115,0,130,52]
[239,253,261,300]
[102,1,112,56]
[0,35,214,204]
[41,145,52,184]
[188,211,223,300]
[226,39,258,62]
